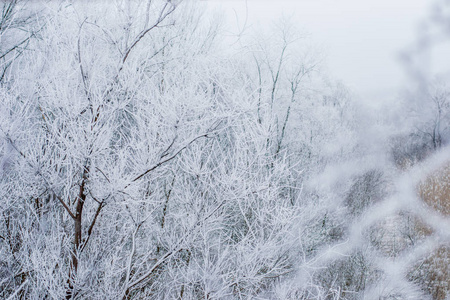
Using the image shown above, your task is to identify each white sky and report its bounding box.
[206,0,433,102]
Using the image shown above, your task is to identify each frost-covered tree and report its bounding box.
[0,1,317,299]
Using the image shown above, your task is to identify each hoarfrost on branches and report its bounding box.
[0,1,449,299]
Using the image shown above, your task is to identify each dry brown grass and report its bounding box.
[409,246,450,300]
[411,162,450,299]
[418,163,450,216]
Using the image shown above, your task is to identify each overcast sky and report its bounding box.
[206,0,433,102]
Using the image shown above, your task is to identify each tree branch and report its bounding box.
[126,133,210,187]
[77,18,92,110]
[6,279,28,300]
[124,197,227,296]
[3,134,76,219]
[121,2,176,66]
[80,199,104,252]
[54,193,76,220]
